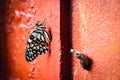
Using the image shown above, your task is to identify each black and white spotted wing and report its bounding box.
[26,21,51,62]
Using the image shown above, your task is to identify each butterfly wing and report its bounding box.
[26,31,49,62]
[43,30,51,42]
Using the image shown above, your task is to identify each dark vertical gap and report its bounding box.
[0,0,9,80]
[60,0,73,80]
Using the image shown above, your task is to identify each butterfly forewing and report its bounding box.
[26,22,50,62]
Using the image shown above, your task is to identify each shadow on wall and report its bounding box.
[60,0,73,80]
[0,0,9,80]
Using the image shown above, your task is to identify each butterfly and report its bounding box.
[26,21,51,62]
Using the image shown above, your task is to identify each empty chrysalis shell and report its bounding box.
[70,49,92,71]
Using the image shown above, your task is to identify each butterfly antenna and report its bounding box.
[42,18,46,26]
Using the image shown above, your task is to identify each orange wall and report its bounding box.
[72,0,120,80]
[0,0,120,80]
[2,0,60,80]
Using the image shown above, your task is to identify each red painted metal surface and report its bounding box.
[1,0,60,80]
[0,0,120,80]
[72,0,120,80]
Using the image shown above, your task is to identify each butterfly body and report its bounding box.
[26,21,51,62]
